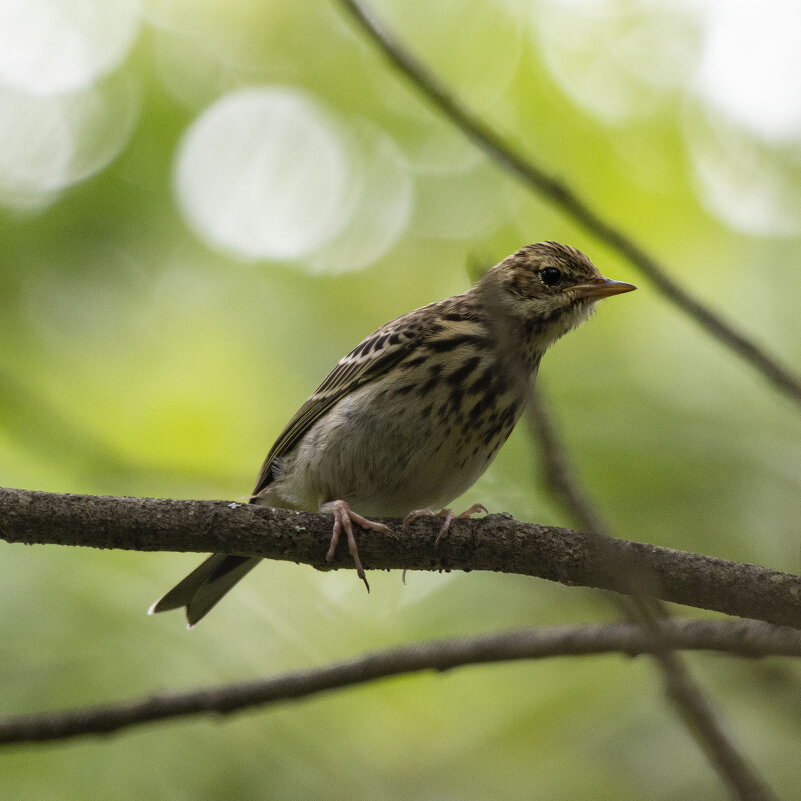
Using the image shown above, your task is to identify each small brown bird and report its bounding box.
[150,242,635,625]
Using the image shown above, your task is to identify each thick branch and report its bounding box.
[2,619,799,745]
[2,487,801,629]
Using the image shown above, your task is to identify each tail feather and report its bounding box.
[149,554,261,627]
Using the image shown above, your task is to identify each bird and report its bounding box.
[149,241,635,625]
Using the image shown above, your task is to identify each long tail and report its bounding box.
[148,554,261,627]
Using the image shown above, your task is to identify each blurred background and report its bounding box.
[2,0,801,798]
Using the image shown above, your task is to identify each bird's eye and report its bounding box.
[540,267,561,286]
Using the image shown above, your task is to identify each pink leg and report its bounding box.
[320,500,392,592]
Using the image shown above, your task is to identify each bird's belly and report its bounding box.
[270,379,524,516]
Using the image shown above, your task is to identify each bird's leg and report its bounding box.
[404,503,488,546]
[319,500,392,592]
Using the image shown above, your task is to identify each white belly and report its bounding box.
[264,378,525,516]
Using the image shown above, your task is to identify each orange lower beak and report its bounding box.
[570,277,637,300]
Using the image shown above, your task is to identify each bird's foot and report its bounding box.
[403,503,488,547]
[319,500,392,592]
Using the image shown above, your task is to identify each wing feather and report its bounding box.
[250,308,431,497]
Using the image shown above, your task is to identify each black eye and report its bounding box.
[540,267,561,286]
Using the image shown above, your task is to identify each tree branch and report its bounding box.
[2,487,801,629]
[337,0,801,410]
[2,618,799,745]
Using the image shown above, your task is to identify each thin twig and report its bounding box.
[3,487,801,629]
[1,619,799,745]
[527,385,780,801]
[337,0,801,409]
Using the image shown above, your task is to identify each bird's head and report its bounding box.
[479,241,636,349]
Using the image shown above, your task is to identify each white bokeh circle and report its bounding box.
[537,0,699,124]
[685,105,801,238]
[174,88,353,261]
[308,120,413,274]
[694,1,801,143]
[0,74,140,210]
[0,0,140,95]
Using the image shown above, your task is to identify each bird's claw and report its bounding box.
[321,500,392,592]
[404,503,488,546]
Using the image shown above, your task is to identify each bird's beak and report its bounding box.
[569,277,637,300]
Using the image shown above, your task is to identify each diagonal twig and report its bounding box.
[1,619,799,745]
[337,0,801,409]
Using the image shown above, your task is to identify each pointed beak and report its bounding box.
[569,277,637,300]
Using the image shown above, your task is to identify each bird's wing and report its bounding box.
[250,304,435,498]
